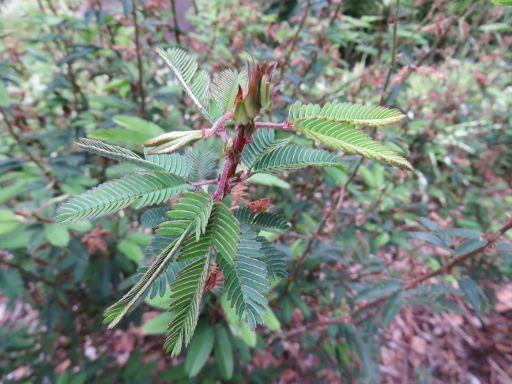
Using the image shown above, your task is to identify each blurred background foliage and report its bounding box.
[0,0,511,382]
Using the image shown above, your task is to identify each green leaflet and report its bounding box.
[164,254,211,355]
[209,203,240,265]
[258,237,288,280]
[144,152,192,177]
[103,234,187,328]
[76,138,167,172]
[56,173,190,223]
[156,47,213,122]
[289,101,412,170]
[164,202,240,354]
[211,69,245,118]
[251,144,347,174]
[241,128,292,169]
[234,207,290,233]
[103,191,214,328]
[289,101,405,126]
[160,191,214,241]
[185,145,217,182]
[218,226,269,330]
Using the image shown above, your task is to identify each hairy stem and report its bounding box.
[254,121,293,130]
[212,122,254,202]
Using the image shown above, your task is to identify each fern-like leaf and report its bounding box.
[289,101,405,126]
[56,173,189,223]
[241,128,291,169]
[258,237,288,280]
[219,226,269,330]
[289,102,412,170]
[77,138,167,172]
[209,202,240,265]
[103,192,214,328]
[159,191,214,241]
[234,207,290,233]
[140,207,169,228]
[211,69,244,117]
[128,260,188,299]
[251,144,346,174]
[185,145,217,182]
[164,254,210,355]
[144,152,192,177]
[156,47,213,122]
[104,236,186,327]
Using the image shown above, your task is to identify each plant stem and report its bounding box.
[131,2,146,116]
[380,0,401,104]
[170,0,181,44]
[1,108,51,177]
[329,0,344,25]
[212,122,254,202]
[277,0,312,84]
[203,112,234,140]
[254,121,293,130]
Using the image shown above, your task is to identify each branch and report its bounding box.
[276,0,312,84]
[1,108,52,178]
[271,216,512,343]
[212,122,254,202]
[169,0,181,44]
[254,121,293,130]
[131,3,146,116]
[380,0,401,104]
[203,112,233,141]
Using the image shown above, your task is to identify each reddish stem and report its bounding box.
[255,121,293,130]
[212,122,254,201]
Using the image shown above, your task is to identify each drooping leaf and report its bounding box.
[104,236,186,328]
[56,173,190,223]
[219,226,270,330]
[103,192,215,327]
[214,326,234,380]
[140,207,169,228]
[458,276,488,315]
[258,237,288,280]
[164,254,210,355]
[184,324,215,377]
[289,101,412,170]
[234,207,290,233]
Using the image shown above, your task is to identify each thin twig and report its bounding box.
[131,2,146,116]
[254,121,293,130]
[329,0,344,25]
[170,0,181,44]
[277,0,312,84]
[380,0,401,104]
[1,108,51,177]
